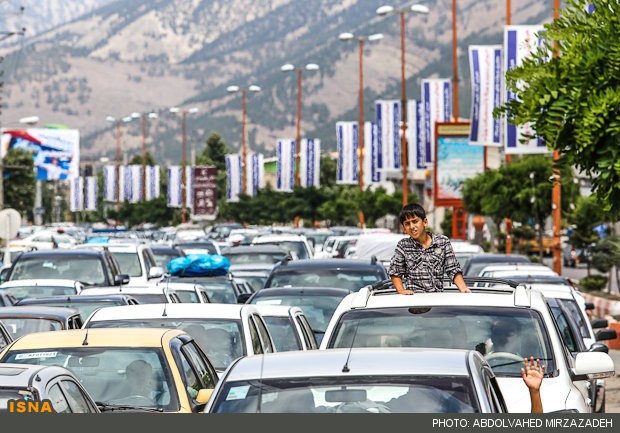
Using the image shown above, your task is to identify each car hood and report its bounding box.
[496,377,569,413]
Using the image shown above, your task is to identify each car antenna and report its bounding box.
[341,319,361,373]
[255,351,266,413]
[162,279,170,317]
[82,327,89,346]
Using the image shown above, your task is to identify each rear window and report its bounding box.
[4,285,77,301]
[10,256,107,286]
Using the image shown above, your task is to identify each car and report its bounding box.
[297,229,333,257]
[0,328,218,413]
[563,244,590,268]
[0,279,84,301]
[247,287,352,343]
[229,265,273,292]
[461,253,531,277]
[0,322,12,351]
[0,364,99,413]
[320,279,616,412]
[316,235,357,259]
[221,245,290,269]
[0,291,17,307]
[14,294,140,323]
[76,285,183,304]
[9,230,76,250]
[205,223,244,241]
[83,303,275,373]
[251,234,313,260]
[0,306,83,340]
[477,264,556,278]
[264,258,388,292]
[168,275,253,304]
[251,305,318,352]
[0,250,127,288]
[174,241,221,256]
[450,241,486,267]
[150,245,185,268]
[204,348,510,413]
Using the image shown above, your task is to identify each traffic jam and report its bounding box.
[0,219,616,414]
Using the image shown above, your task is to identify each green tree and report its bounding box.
[196,131,233,203]
[128,151,156,166]
[567,195,607,274]
[109,195,179,227]
[495,0,620,213]
[440,209,453,238]
[3,148,35,219]
[589,235,620,293]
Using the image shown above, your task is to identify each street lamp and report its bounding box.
[377,3,429,206]
[227,84,261,194]
[280,62,319,188]
[170,106,199,223]
[338,31,383,228]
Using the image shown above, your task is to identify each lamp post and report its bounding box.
[138,111,158,201]
[280,62,319,188]
[105,115,128,211]
[226,85,261,194]
[338,32,383,228]
[377,3,429,206]
[170,106,199,223]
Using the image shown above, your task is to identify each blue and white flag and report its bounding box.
[422,79,452,164]
[364,122,383,187]
[167,166,193,208]
[128,165,143,203]
[69,176,83,212]
[469,45,503,146]
[407,100,427,169]
[504,25,548,154]
[103,165,117,202]
[336,122,358,184]
[245,153,264,196]
[300,139,320,188]
[85,176,97,211]
[276,139,295,192]
[225,154,243,201]
[145,166,160,201]
[375,100,400,172]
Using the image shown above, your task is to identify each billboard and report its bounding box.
[1,128,80,180]
[193,166,217,217]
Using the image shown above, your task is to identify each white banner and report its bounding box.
[375,100,400,171]
[407,100,427,169]
[364,122,384,187]
[226,154,243,201]
[336,122,358,184]
[504,25,548,154]
[167,166,193,208]
[145,166,160,201]
[300,139,320,188]
[85,176,97,211]
[103,165,116,202]
[69,176,83,212]
[245,153,264,196]
[276,139,295,192]
[469,45,503,146]
[422,79,452,164]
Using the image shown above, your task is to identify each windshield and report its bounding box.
[1,318,63,339]
[112,252,142,277]
[181,244,218,255]
[153,253,180,268]
[3,285,77,301]
[193,281,236,304]
[9,257,107,286]
[268,269,383,292]
[251,295,345,333]
[175,290,200,303]
[0,388,36,412]
[262,317,300,352]
[88,319,245,371]
[227,253,285,265]
[2,347,178,411]
[256,242,309,260]
[212,375,478,413]
[329,306,555,377]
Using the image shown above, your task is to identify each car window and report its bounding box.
[178,351,201,402]
[557,299,590,339]
[263,316,301,352]
[3,285,77,301]
[253,316,274,353]
[113,252,143,277]
[9,256,107,286]
[248,319,263,355]
[60,380,94,413]
[0,329,8,350]
[296,315,318,349]
[267,269,383,292]
[550,305,578,353]
[47,383,71,413]
[182,342,216,389]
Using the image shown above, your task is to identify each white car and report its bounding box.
[10,231,76,250]
[0,279,83,301]
[319,280,615,412]
[78,285,182,304]
[477,264,557,278]
[251,305,318,352]
[252,234,313,260]
[83,303,275,373]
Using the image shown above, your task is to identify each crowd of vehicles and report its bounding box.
[0,222,616,413]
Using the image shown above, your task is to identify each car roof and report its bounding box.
[0,306,80,319]
[149,246,182,254]
[16,294,136,305]
[6,328,184,350]
[0,280,80,288]
[87,303,257,322]
[221,245,289,254]
[253,287,352,297]
[253,234,307,242]
[0,363,76,387]
[79,286,167,295]
[224,348,472,381]
[16,251,106,259]
[271,259,381,270]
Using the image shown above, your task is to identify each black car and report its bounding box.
[0,250,128,287]
[150,245,186,268]
[15,294,139,322]
[0,306,83,340]
[264,258,388,292]
[461,254,531,277]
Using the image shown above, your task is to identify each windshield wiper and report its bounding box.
[95,402,164,412]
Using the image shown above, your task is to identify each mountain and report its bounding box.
[0,0,553,165]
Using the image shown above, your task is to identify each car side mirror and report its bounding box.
[114,274,130,285]
[148,266,165,279]
[584,302,595,311]
[237,293,252,304]
[591,319,608,329]
[588,342,609,354]
[595,329,617,341]
[196,388,214,404]
[570,352,615,381]
[0,268,10,283]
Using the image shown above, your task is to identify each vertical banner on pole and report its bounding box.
[245,153,265,196]
[468,45,503,146]
[85,176,97,211]
[504,25,547,154]
[300,139,320,188]
[167,166,182,207]
[145,166,160,200]
[70,176,84,212]
[192,166,217,217]
[129,165,142,203]
[103,165,116,202]
[225,154,243,202]
[375,100,400,172]
[364,121,384,187]
[276,139,295,192]
[186,165,193,209]
[407,100,427,169]
[422,78,452,164]
[336,122,358,184]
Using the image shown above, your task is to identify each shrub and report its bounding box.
[579,275,609,292]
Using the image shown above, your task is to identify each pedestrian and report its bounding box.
[389,203,471,294]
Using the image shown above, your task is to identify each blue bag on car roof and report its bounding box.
[167,254,230,277]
